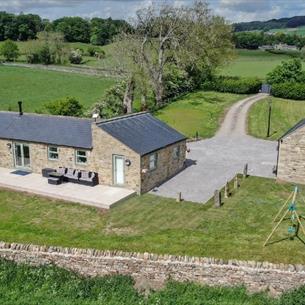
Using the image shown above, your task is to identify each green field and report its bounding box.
[156,91,247,138]
[248,96,305,140]
[221,49,291,78]
[0,259,281,305]
[268,25,305,36]
[0,40,122,70]
[1,176,305,264]
[0,65,115,112]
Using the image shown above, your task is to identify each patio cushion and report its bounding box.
[80,171,90,180]
[57,167,67,175]
[65,168,75,178]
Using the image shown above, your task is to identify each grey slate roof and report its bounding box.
[97,112,186,156]
[280,119,305,140]
[0,112,93,149]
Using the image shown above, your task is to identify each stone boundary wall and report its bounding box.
[0,241,305,296]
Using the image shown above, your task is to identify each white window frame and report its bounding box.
[149,153,158,171]
[173,146,180,159]
[75,150,88,165]
[48,146,59,161]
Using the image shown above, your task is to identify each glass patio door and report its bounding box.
[14,143,31,169]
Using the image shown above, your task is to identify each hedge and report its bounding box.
[272,82,305,100]
[203,76,262,94]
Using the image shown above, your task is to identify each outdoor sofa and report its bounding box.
[43,167,99,186]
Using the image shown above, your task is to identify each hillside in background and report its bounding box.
[234,16,305,32]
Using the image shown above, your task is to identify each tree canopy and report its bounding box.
[266,58,305,84]
[0,12,129,46]
[113,1,233,108]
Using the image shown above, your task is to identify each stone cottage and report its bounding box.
[0,109,187,193]
[277,119,305,184]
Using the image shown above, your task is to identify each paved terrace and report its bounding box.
[0,167,135,209]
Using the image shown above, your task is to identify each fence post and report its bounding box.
[214,190,221,208]
[224,182,229,199]
[234,175,239,189]
[176,192,182,203]
[243,164,248,179]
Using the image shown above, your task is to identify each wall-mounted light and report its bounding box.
[6,143,11,149]
[125,159,131,166]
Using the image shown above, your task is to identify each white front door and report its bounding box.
[113,155,125,185]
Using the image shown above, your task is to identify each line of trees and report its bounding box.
[0,11,130,45]
[234,31,305,50]
[234,16,305,32]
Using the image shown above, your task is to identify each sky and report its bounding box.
[0,0,304,23]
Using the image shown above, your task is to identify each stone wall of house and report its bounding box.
[141,141,187,193]
[0,139,93,174]
[0,139,13,168]
[0,241,305,296]
[91,124,141,192]
[277,126,305,184]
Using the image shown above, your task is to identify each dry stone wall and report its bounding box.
[0,241,305,296]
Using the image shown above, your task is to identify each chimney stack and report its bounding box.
[18,101,23,116]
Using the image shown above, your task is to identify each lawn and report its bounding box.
[1,176,305,264]
[0,65,115,112]
[221,49,291,79]
[248,96,305,140]
[155,91,247,138]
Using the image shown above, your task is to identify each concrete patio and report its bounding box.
[0,167,135,209]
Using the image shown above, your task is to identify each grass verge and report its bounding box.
[155,91,247,139]
[0,176,305,264]
[248,96,305,140]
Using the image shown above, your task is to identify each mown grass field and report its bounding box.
[155,91,247,138]
[0,259,280,305]
[1,176,305,264]
[248,96,305,140]
[221,49,291,78]
[0,65,115,112]
[0,40,122,70]
[268,25,305,36]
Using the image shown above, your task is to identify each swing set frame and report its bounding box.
[263,186,305,247]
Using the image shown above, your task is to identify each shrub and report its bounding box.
[87,46,100,56]
[69,49,82,64]
[266,58,305,85]
[272,83,305,100]
[91,82,126,119]
[203,76,262,94]
[0,39,19,61]
[39,45,53,65]
[26,51,41,64]
[45,97,84,117]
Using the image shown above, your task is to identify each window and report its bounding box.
[149,153,158,171]
[76,150,87,164]
[48,146,59,160]
[173,146,180,159]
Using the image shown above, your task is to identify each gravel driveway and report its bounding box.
[152,94,278,203]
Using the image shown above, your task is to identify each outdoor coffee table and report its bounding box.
[48,172,64,184]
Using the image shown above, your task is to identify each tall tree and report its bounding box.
[115,1,233,107]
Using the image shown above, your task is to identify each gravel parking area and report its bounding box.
[152,94,278,203]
